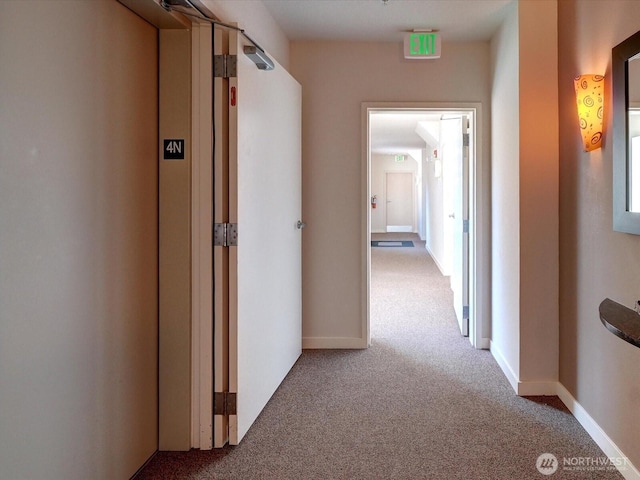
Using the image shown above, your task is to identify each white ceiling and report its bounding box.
[261,0,510,154]
[370,111,440,155]
[262,0,512,43]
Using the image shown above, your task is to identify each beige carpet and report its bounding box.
[136,233,622,479]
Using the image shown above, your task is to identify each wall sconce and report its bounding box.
[574,74,604,152]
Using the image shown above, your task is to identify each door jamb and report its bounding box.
[362,102,489,349]
[118,0,215,451]
[190,21,214,451]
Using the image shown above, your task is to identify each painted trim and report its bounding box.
[516,381,558,396]
[490,340,519,392]
[465,105,488,350]
[386,225,413,232]
[426,243,449,276]
[497,375,640,479]
[557,384,640,480]
[492,343,639,479]
[491,341,557,395]
[362,106,371,347]
[190,21,203,451]
[303,337,368,349]
[190,21,213,451]
[363,102,487,350]
[120,0,194,455]
[158,27,193,452]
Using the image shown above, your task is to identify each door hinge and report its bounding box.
[463,305,469,320]
[463,133,470,147]
[214,223,238,246]
[463,219,469,233]
[214,392,237,416]
[214,54,237,78]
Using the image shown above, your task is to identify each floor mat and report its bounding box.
[371,241,414,247]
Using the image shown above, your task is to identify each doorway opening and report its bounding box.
[363,104,488,350]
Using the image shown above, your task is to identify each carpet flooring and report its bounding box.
[136,233,623,479]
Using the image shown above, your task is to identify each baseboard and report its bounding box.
[490,344,639,478]
[490,341,519,393]
[491,342,560,395]
[516,380,558,396]
[425,244,449,276]
[302,337,368,349]
[556,383,640,480]
[475,337,491,350]
[131,450,158,478]
[386,225,412,232]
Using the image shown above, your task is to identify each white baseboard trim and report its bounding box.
[302,337,368,349]
[425,244,449,277]
[386,225,412,232]
[490,342,556,395]
[490,341,519,393]
[488,343,640,478]
[556,383,640,480]
[475,337,491,350]
[516,380,558,396]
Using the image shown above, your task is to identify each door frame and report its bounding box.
[362,102,489,349]
[118,0,215,451]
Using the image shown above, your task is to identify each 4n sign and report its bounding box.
[164,139,185,159]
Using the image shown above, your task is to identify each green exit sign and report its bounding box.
[404,32,441,59]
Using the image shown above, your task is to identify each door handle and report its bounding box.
[296,220,306,229]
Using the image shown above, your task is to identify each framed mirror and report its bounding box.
[613,30,640,234]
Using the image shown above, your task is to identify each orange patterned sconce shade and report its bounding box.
[574,74,604,152]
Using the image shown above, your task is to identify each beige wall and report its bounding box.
[291,41,491,346]
[4,0,637,473]
[0,1,158,478]
[158,29,193,451]
[559,0,640,468]
[490,0,559,392]
[490,1,521,377]
[518,0,559,385]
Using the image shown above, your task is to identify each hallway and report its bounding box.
[137,236,621,479]
[371,232,455,342]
